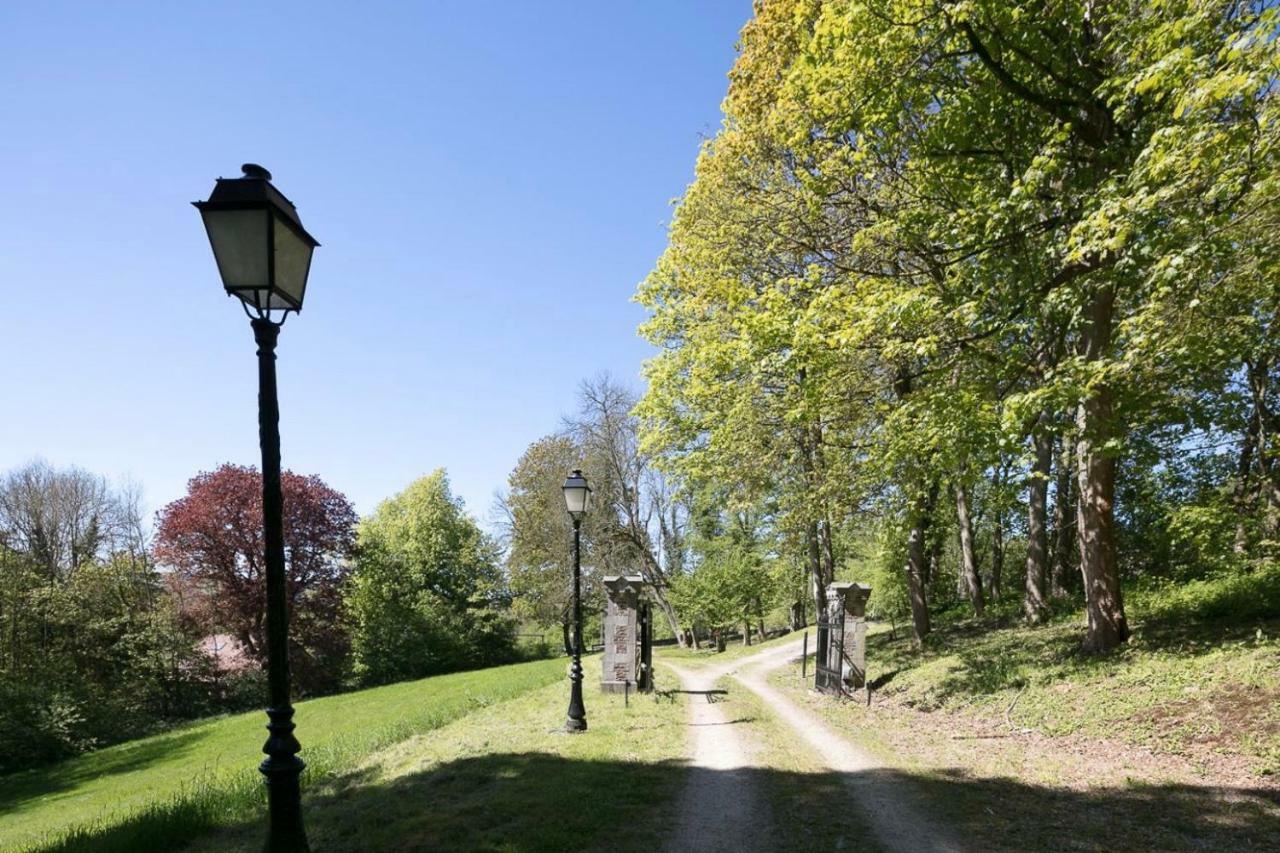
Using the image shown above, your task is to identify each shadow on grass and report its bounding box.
[50,752,1280,853]
[0,728,208,813]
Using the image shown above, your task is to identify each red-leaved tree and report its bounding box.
[154,463,358,695]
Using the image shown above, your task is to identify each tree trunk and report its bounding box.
[742,621,751,647]
[561,619,573,657]
[954,482,985,617]
[991,504,1005,602]
[649,591,686,649]
[1051,433,1076,598]
[819,517,837,586]
[1076,286,1129,654]
[1025,423,1053,622]
[926,534,940,588]
[1246,357,1280,542]
[905,490,935,646]
[807,520,826,627]
[1233,402,1259,554]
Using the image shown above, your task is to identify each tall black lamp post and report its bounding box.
[195,164,319,853]
[561,469,592,732]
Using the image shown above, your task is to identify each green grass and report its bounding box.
[0,657,570,852]
[861,566,1280,775]
[186,667,692,852]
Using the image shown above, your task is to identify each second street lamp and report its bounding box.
[562,469,592,733]
[195,164,319,853]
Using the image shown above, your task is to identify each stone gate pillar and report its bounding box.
[602,575,644,693]
[828,582,872,689]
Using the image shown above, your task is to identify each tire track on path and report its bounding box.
[663,656,774,853]
[731,640,965,853]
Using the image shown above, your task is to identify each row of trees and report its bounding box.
[628,0,1280,652]
[0,461,518,772]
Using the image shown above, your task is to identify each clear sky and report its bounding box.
[0,1,749,526]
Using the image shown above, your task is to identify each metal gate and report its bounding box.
[637,600,653,692]
[814,607,847,696]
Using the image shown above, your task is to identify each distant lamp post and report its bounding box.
[562,468,592,732]
[195,164,319,853]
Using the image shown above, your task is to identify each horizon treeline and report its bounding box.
[0,460,526,773]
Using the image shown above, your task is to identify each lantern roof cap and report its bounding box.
[193,164,319,248]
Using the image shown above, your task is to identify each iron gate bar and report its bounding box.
[814,609,848,698]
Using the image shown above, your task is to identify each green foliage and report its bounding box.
[669,540,777,634]
[497,434,590,637]
[857,525,912,628]
[346,470,516,685]
[636,0,1280,649]
[0,551,211,773]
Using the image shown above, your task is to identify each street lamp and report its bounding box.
[561,468,592,732]
[195,164,319,853]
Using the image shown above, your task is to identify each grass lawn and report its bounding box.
[0,657,569,852]
[765,567,1280,851]
[187,668,692,852]
[864,566,1280,778]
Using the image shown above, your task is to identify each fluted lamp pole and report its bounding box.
[562,469,592,732]
[194,164,319,853]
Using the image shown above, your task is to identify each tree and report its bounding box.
[0,460,146,579]
[346,470,514,684]
[0,462,211,771]
[153,463,357,694]
[496,434,602,656]
[668,541,775,648]
[567,374,692,645]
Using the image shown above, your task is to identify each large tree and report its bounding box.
[346,470,514,684]
[153,463,357,694]
[496,433,602,655]
[567,375,692,645]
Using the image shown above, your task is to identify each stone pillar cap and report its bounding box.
[827,581,872,601]
[603,575,647,596]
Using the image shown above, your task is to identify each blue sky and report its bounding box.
[0,1,749,525]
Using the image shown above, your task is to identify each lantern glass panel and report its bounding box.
[273,214,314,308]
[201,208,269,295]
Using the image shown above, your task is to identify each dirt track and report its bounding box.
[665,640,963,853]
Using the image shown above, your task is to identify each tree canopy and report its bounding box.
[346,470,515,684]
[637,0,1280,653]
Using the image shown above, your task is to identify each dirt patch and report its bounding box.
[1126,682,1280,773]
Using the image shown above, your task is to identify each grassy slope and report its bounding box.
[869,566,1280,777]
[188,671,692,852]
[769,567,1280,851]
[0,657,568,852]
